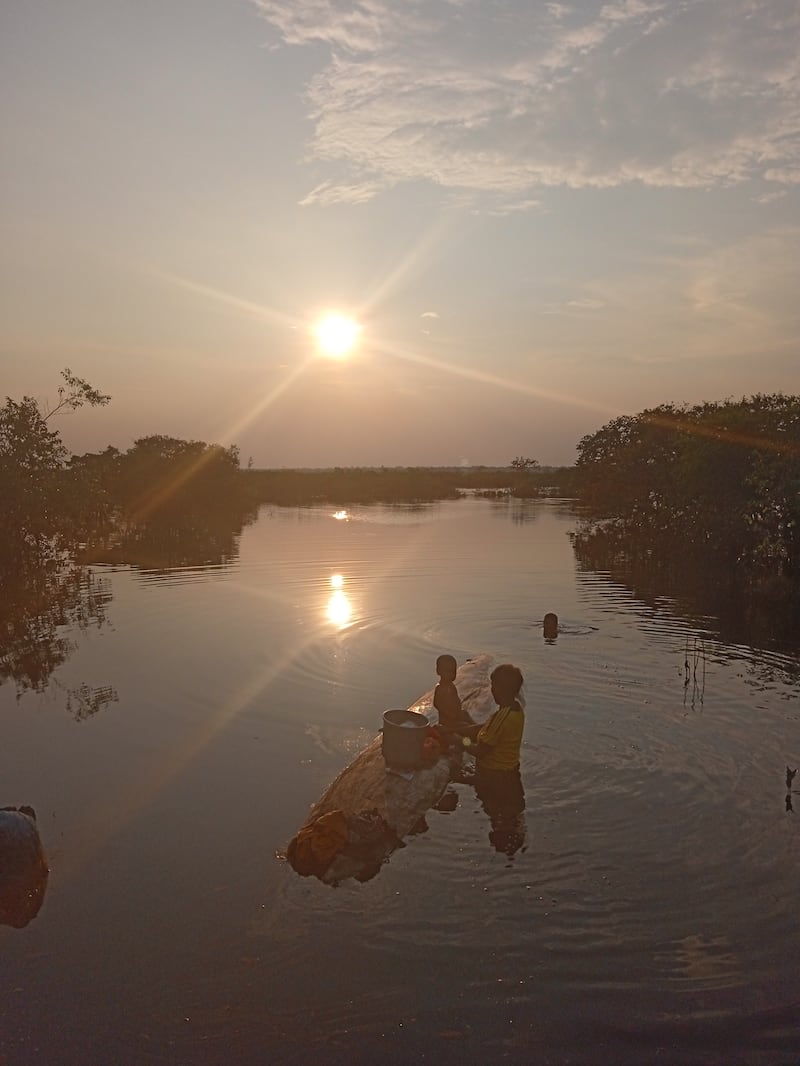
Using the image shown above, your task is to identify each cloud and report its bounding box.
[253,0,800,205]
[566,298,605,310]
[298,178,391,205]
[421,310,439,318]
[764,168,800,184]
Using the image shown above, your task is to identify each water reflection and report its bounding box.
[83,508,256,572]
[683,636,707,709]
[475,770,527,857]
[571,525,800,654]
[0,555,111,698]
[1,508,252,712]
[63,682,118,722]
[326,573,353,628]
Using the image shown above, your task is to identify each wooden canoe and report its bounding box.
[286,654,494,884]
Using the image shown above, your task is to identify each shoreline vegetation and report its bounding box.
[2,373,799,699]
[240,462,578,506]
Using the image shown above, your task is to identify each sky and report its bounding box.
[2,0,799,468]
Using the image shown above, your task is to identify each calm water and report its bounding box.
[3,498,800,1065]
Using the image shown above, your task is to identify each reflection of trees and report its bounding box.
[481,498,540,524]
[0,551,112,698]
[63,682,118,722]
[571,531,800,656]
[82,506,257,572]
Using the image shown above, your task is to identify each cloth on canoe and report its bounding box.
[286,809,348,877]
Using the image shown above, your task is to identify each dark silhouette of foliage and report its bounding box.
[0,370,112,562]
[573,394,800,604]
[509,456,540,498]
[42,368,111,421]
[240,464,575,506]
[111,435,243,520]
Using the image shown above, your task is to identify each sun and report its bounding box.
[314,314,361,358]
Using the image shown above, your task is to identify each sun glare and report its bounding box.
[326,574,352,627]
[315,314,361,358]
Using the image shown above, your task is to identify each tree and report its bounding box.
[573,394,800,584]
[0,370,111,559]
[0,397,67,555]
[42,368,111,421]
[510,456,539,472]
[116,435,242,520]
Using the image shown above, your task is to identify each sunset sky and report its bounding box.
[2,0,798,467]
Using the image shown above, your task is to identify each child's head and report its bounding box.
[436,654,457,682]
[490,663,524,705]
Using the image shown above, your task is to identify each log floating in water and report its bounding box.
[287,654,494,884]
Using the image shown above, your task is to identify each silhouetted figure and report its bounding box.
[462,663,527,856]
[786,767,797,790]
[433,654,475,738]
[543,613,559,640]
[0,806,48,928]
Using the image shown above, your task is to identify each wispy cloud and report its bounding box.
[566,298,606,310]
[253,0,800,206]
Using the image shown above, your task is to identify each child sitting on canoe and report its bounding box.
[433,654,475,737]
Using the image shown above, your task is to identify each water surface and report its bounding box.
[3,499,799,1064]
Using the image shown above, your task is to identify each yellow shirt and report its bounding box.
[477,704,524,771]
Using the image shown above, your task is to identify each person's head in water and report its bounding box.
[543,612,558,640]
[490,663,524,706]
[436,653,457,683]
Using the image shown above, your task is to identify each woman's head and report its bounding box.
[490,663,524,705]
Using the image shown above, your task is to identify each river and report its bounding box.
[2,497,799,1064]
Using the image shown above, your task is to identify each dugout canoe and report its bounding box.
[286,653,494,884]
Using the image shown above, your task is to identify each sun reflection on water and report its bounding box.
[326,573,353,628]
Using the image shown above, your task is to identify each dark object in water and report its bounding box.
[786,766,797,790]
[0,806,49,928]
[543,612,559,640]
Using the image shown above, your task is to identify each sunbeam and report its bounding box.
[369,336,625,420]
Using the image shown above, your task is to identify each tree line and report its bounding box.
[5,373,797,595]
[0,371,245,567]
[572,394,800,605]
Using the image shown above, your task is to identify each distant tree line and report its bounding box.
[572,394,800,605]
[241,463,566,505]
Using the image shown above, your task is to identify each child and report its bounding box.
[433,654,475,736]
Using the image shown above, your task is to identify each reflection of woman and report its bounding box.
[477,769,526,856]
[463,664,527,855]
[0,806,49,928]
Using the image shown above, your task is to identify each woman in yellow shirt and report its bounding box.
[466,663,525,771]
[463,663,526,854]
